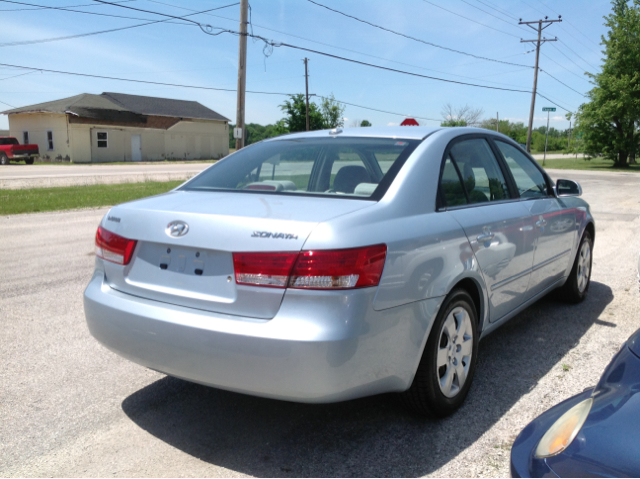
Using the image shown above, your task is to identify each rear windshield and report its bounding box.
[181,137,421,200]
[0,138,19,145]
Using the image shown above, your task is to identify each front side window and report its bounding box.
[449,138,509,204]
[47,131,54,150]
[22,131,29,145]
[495,141,548,199]
[182,137,420,200]
[97,132,108,148]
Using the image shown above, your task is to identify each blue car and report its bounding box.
[511,328,640,477]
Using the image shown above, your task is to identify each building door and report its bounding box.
[131,135,142,162]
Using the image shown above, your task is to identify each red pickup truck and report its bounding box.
[0,137,39,165]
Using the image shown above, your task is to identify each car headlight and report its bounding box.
[535,397,593,458]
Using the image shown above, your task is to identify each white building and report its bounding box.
[2,92,230,163]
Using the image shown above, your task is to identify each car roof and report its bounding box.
[265,126,442,141]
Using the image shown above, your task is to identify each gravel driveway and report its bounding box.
[1,169,638,477]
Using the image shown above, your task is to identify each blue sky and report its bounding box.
[0,0,612,131]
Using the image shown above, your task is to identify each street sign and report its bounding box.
[542,107,556,112]
[233,127,243,139]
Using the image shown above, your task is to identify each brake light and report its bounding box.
[232,244,387,290]
[95,226,137,265]
[233,252,298,288]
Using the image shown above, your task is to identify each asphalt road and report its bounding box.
[1,169,639,477]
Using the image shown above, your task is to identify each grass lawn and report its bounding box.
[536,156,640,172]
[32,159,219,166]
[0,181,183,215]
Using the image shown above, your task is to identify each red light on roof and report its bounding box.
[400,118,419,126]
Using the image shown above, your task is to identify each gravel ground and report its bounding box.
[1,169,638,477]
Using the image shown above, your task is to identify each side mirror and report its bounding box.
[556,179,582,197]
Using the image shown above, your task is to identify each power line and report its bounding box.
[0,98,16,108]
[0,62,444,122]
[534,0,600,47]
[539,69,585,96]
[558,39,599,71]
[317,95,441,122]
[0,0,195,24]
[540,52,591,83]
[145,0,530,90]
[537,92,572,113]
[306,0,531,67]
[278,42,532,93]
[0,4,237,47]
[0,70,36,81]
[0,62,294,96]
[458,0,526,32]
[472,0,518,21]
[549,42,590,73]
[420,0,520,38]
[0,0,133,11]
[91,0,537,93]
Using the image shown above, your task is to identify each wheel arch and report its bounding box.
[584,221,595,243]
[449,276,486,333]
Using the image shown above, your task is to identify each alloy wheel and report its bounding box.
[436,306,474,398]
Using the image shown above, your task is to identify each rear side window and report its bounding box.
[440,156,467,207]
[0,138,19,145]
[449,138,509,204]
[182,137,420,200]
[495,141,548,198]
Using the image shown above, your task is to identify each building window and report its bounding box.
[22,131,29,145]
[97,131,108,148]
[47,131,54,150]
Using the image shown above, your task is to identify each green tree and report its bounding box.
[280,94,324,132]
[320,94,346,128]
[441,119,468,127]
[360,119,372,127]
[574,0,640,166]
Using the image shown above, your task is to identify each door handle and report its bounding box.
[477,232,495,243]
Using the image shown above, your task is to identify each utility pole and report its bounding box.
[567,120,571,149]
[520,16,561,153]
[234,0,248,150]
[304,58,310,131]
[496,112,499,132]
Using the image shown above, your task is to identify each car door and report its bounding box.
[492,140,577,297]
[440,136,536,322]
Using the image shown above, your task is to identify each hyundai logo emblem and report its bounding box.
[166,221,189,238]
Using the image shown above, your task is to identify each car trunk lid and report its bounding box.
[100,190,373,319]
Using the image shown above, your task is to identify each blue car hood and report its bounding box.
[546,335,640,477]
[628,328,640,358]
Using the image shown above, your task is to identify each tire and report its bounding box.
[25,158,34,165]
[559,231,593,303]
[400,288,479,417]
[0,153,8,165]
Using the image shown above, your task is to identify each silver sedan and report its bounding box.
[84,126,594,417]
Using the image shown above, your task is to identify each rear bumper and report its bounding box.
[10,152,38,158]
[84,271,442,403]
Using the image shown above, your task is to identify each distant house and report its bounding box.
[1,92,230,162]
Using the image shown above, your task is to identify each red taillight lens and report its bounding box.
[233,251,298,288]
[95,226,137,265]
[232,244,387,290]
[290,244,387,289]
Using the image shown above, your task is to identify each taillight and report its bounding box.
[233,252,298,288]
[232,244,387,290]
[95,226,137,265]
